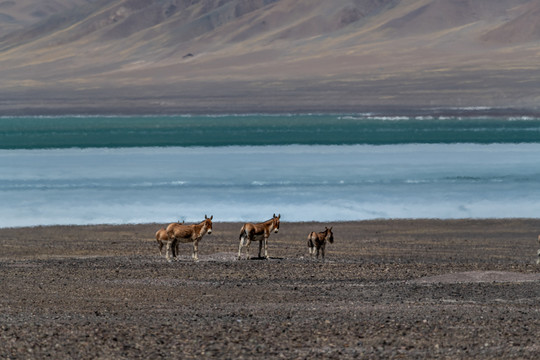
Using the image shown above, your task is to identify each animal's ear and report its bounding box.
[210,215,213,220]
[273,213,276,218]
[205,214,208,219]
[330,227,333,230]
[278,214,281,219]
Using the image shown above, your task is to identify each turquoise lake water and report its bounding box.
[1,114,539,227]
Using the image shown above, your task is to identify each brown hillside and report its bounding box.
[0,0,95,34]
[1,0,540,114]
[380,0,527,35]
[482,1,540,43]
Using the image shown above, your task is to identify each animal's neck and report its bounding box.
[265,219,275,230]
[196,222,208,235]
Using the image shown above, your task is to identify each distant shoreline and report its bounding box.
[2,218,540,230]
[3,106,540,117]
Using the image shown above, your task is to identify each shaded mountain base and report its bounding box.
[2,69,539,115]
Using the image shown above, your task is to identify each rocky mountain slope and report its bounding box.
[1,0,539,114]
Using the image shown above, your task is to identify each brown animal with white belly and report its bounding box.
[307,226,334,259]
[165,215,213,262]
[238,214,280,260]
[155,220,184,256]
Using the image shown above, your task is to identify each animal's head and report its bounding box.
[204,215,213,234]
[326,227,334,243]
[272,213,281,233]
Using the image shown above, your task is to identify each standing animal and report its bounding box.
[307,226,334,259]
[238,214,280,260]
[155,228,168,256]
[537,234,540,265]
[165,215,213,262]
[155,220,183,256]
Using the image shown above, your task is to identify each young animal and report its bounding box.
[165,215,213,262]
[155,220,183,256]
[238,214,280,260]
[155,228,168,256]
[307,226,334,259]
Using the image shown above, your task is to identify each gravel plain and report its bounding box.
[1,219,540,359]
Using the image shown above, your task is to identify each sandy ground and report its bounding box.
[1,219,540,359]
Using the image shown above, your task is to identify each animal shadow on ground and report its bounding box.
[248,256,284,260]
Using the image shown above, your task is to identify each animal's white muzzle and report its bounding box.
[207,229,212,234]
[274,229,279,233]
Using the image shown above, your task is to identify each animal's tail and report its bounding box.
[239,225,246,240]
[307,232,314,247]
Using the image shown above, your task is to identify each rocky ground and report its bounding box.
[1,219,540,359]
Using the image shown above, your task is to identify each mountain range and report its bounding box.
[1,0,539,114]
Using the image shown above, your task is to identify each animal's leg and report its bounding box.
[321,243,326,260]
[308,239,314,256]
[165,241,173,262]
[171,239,179,260]
[258,239,263,258]
[264,236,269,259]
[238,236,245,260]
[158,241,164,256]
[315,245,320,259]
[246,238,251,259]
[193,240,199,261]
